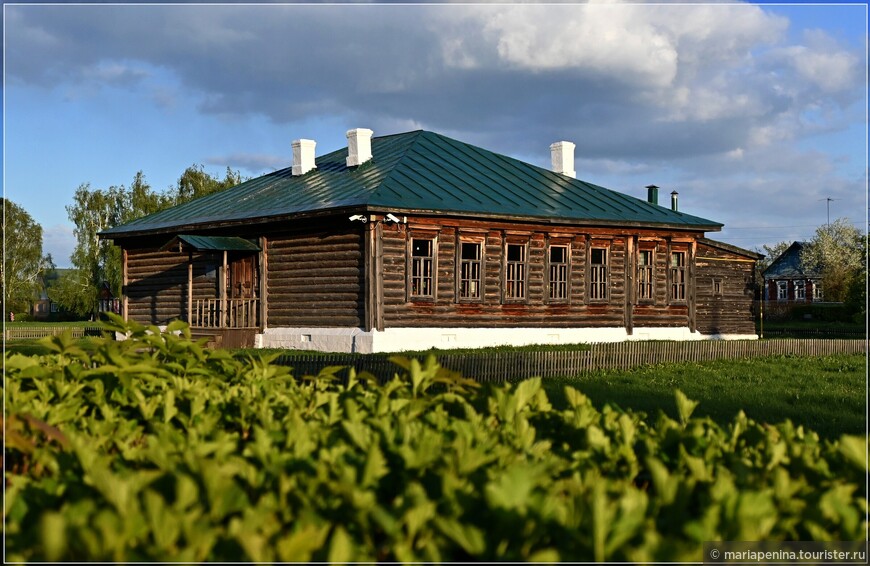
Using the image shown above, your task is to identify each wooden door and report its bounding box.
[229,254,257,299]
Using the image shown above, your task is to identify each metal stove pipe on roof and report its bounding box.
[646,184,659,205]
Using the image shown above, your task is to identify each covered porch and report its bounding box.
[161,234,265,334]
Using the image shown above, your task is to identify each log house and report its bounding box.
[101,129,761,351]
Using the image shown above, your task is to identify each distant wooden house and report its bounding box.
[761,241,822,303]
[98,281,121,315]
[31,269,67,320]
[100,129,761,351]
[31,277,53,320]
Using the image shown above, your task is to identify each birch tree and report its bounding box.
[2,199,47,315]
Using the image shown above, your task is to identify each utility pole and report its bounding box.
[819,197,838,226]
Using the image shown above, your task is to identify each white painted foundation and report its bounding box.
[258,326,758,353]
[260,327,373,353]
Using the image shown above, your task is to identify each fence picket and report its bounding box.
[274,339,865,384]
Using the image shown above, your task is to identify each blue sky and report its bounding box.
[4,2,867,268]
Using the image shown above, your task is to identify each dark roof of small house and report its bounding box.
[762,241,820,279]
[101,130,723,237]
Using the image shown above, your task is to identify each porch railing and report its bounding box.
[192,298,259,328]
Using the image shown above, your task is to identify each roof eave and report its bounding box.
[368,206,723,232]
[98,205,368,240]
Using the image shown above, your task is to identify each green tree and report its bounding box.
[801,218,864,303]
[63,167,242,315]
[173,164,242,204]
[46,268,94,318]
[2,198,49,315]
[64,182,128,314]
[842,233,867,321]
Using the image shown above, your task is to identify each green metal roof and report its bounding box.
[101,130,723,237]
[162,235,261,252]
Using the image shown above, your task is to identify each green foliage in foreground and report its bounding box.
[5,318,868,562]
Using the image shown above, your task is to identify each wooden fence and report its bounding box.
[4,326,103,341]
[760,327,865,339]
[277,339,867,383]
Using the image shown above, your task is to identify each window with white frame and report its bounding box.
[777,280,788,301]
[548,245,569,301]
[504,243,527,300]
[670,251,686,302]
[638,249,654,301]
[795,280,806,300]
[589,247,608,301]
[458,241,482,300]
[410,238,435,298]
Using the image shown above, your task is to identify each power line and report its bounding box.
[723,218,863,231]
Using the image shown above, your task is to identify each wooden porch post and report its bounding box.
[364,221,375,332]
[375,222,384,331]
[221,250,228,328]
[689,240,697,333]
[187,251,193,325]
[625,235,634,335]
[259,237,268,330]
[363,218,385,332]
[122,248,129,321]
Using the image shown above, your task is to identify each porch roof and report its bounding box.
[163,235,261,252]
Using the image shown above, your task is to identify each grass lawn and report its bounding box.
[543,354,866,440]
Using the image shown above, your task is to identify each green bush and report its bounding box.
[5,316,868,561]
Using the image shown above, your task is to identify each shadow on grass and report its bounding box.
[543,355,866,440]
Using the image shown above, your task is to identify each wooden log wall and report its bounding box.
[126,248,192,325]
[266,229,365,328]
[380,217,700,330]
[695,242,757,335]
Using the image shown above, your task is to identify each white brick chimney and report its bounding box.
[346,128,374,167]
[291,139,316,176]
[550,141,576,178]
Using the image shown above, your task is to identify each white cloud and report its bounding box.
[780,30,860,94]
[5,2,865,254]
